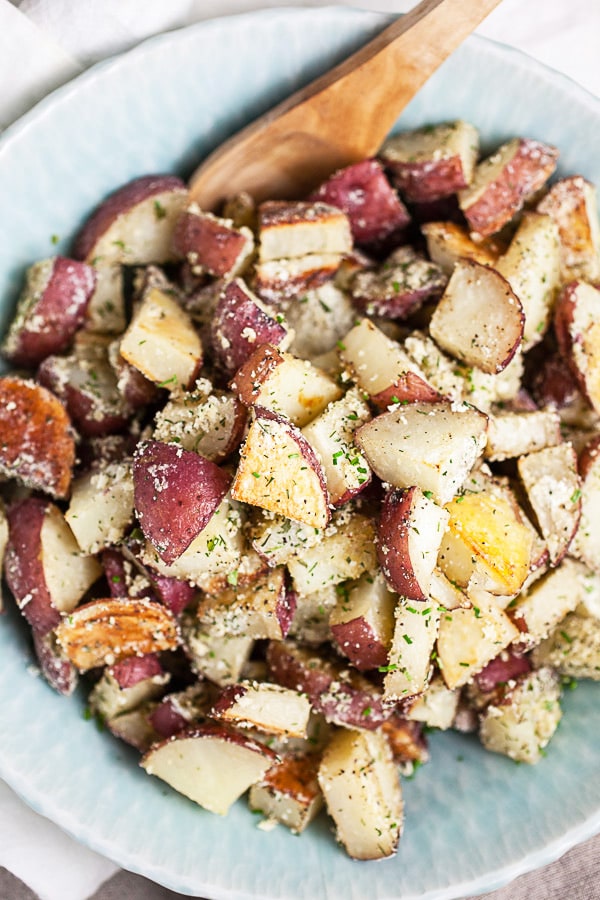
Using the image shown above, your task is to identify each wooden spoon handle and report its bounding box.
[190,0,502,208]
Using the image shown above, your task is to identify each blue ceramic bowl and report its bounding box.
[1,7,599,898]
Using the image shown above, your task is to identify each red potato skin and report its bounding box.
[266,640,391,731]
[211,279,288,377]
[32,631,79,695]
[133,439,232,565]
[371,375,443,411]
[553,281,600,408]
[309,159,410,246]
[385,156,469,203]
[172,210,250,276]
[330,618,388,671]
[149,697,191,739]
[377,487,428,601]
[210,683,248,718]
[37,353,131,438]
[475,649,532,695]
[143,720,280,763]
[101,548,156,602]
[0,376,75,499]
[531,351,579,410]
[110,653,164,689]
[3,257,96,368]
[4,498,62,635]
[463,139,559,237]
[150,571,197,617]
[72,174,187,261]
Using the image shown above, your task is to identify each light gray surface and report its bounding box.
[2,830,600,900]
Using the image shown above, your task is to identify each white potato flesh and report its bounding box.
[120,287,202,391]
[89,668,170,721]
[479,668,562,764]
[249,753,323,834]
[429,259,524,375]
[383,600,440,701]
[258,201,352,262]
[302,387,372,504]
[508,558,586,647]
[572,447,600,571]
[182,620,253,687]
[196,567,288,640]
[287,513,377,595]
[533,609,600,680]
[496,212,560,349]
[537,175,600,281]
[66,461,134,554]
[339,317,429,398]
[406,675,459,730]
[421,221,498,275]
[250,511,322,568]
[318,728,403,860]
[213,681,311,738]
[485,409,561,462]
[355,401,488,506]
[141,496,244,593]
[141,726,277,816]
[436,597,519,690]
[517,443,581,565]
[41,505,102,613]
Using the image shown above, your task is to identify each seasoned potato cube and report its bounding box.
[479,668,562,764]
[532,609,600,680]
[318,728,403,860]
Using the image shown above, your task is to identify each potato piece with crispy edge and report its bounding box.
[253,253,343,302]
[257,200,352,263]
[330,572,395,672]
[383,599,440,701]
[133,439,231,565]
[5,497,102,635]
[195,566,294,640]
[309,158,409,246]
[120,286,203,392]
[211,680,311,738]
[507,558,585,648]
[377,486,449,601]
[0,376,75,498]
[232,409,330,529]
[2,257,96,367]
[437,490,533,596]
[495,212,560,350]
[249,751,323,834]
[55,597,180,671]
[537,175,600,281]
[141,721,279,816]
[350,246,446,320]
[172,205,254,277]
[355,400,488,506]
[436,597,519,690]
[380,121,479,203]
[517,443,581,565]
[318,727,403,860]
[458,138,558,237]
[554,280,600,415]
[429,259,524,375]
[266,639,392,731]
[231,343,342,428]
[421,221,498,275]
[479,668,562,764]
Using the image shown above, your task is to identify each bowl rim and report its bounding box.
[1,6,600,898]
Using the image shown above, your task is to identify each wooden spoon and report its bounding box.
[189,0,502,210]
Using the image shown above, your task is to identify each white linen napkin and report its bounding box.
[0,1,598,899]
